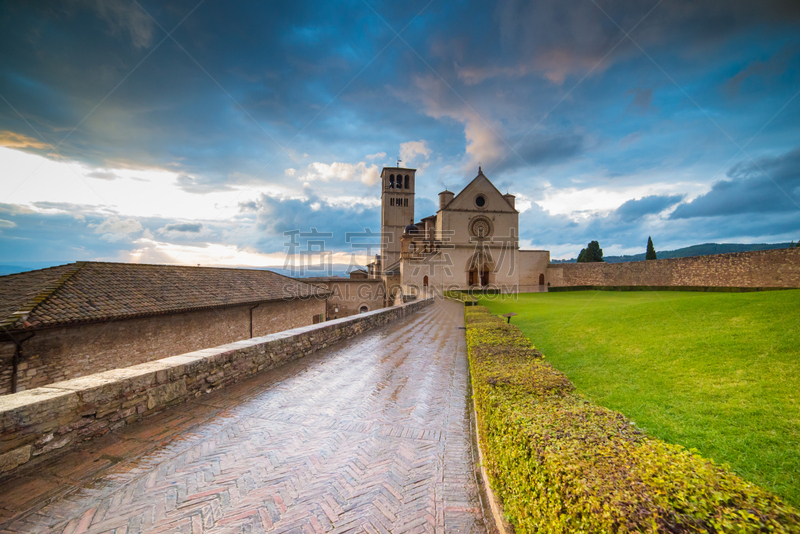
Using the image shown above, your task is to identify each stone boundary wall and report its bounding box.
[0,297,434,475]
[546,248,800,289]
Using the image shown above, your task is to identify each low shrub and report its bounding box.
[465,305,800,533]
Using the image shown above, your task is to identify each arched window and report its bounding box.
[423,275,429,287]
[359,305,369,313]
[389,174,395,188]
[404,175,410,189]
[404,198,408,207]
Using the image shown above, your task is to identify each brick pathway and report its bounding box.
[0,299,487,534]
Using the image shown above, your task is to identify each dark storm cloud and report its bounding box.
[724,43,800,96]
[86,170,120,180]
[451,0,800,87]
[4,0,798,189]
[0,201,238,260]
[671,147,800,218]
[615,194,683,221]
[243,191,380,254]
[175,173,236,194]
[161,222,203,233]
[2,0,800,261]
[626,87,654,114]
[0,202,135,260]
[493,132,587,173]
[0,1,411,191]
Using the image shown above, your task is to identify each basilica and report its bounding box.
[367,166,550,298]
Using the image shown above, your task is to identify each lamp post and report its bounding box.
[502,312,518,324]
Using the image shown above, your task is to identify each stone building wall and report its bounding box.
[312,280,385,319]
[545,248,800,289]
[0,297,434,476]
[0,297,326,395]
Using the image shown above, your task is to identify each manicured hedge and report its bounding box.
[465,305,800,533]
[443,290,478,305]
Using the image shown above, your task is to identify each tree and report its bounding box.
[646,236,657,260]
[577,240,604,262]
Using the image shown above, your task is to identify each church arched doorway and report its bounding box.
[466,252,494,288]
[539,273,545,285]
[468,268,490,286]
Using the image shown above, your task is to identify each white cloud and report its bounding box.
[126,235,373,268]
[366,152,386,160]
[0,147,273,222]
[400,141,432,164]
[396,76,504,171]
[0,219,16,229]
[91,216,143,241]
[536,180,704,221]
[296,161,381,186]
[510,192,533,213]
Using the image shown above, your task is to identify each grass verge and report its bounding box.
[466,304,800,532]
[479,290,800,507]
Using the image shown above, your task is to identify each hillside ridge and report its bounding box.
[551,242,794,264]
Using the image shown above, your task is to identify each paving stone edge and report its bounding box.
[446,293,514,534]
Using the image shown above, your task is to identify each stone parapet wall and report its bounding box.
[0,297,433,476]
[546,248,800,289]
[0,297,326,395]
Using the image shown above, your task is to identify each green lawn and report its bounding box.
[479,290,800,507]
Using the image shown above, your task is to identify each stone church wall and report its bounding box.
[518,250,550,292]
[545,248,800,289]
[0,297,326,395]
[400,244,521,294]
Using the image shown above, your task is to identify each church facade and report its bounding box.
[368,166,550,298]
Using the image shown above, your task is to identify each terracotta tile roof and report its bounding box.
[0,262,329,332]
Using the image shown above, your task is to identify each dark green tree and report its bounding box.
[577,241,604,262]
[646,236,657,260]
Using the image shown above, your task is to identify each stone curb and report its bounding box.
[450,295,514,534]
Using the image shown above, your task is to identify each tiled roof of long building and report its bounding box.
[0,262,329,331]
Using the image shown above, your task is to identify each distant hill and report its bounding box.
[0,261,72,276]
[551,242,795,264]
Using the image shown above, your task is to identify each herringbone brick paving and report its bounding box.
[0,299,486,534]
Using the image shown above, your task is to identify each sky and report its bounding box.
[0,0,799,267]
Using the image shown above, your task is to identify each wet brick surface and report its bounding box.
[0,299,486,534]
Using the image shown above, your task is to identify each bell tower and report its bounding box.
[380,166,416,270]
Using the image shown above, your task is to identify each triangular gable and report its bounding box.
[441,169,517,213]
